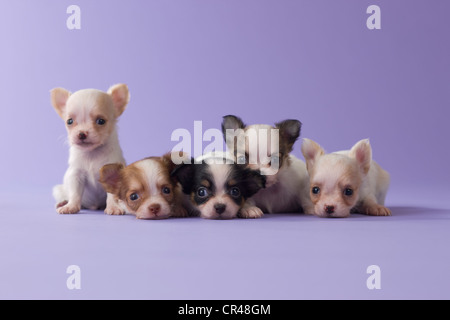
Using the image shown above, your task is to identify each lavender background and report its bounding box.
[0,0,449,300]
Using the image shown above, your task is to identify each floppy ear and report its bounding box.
[99,163,125,195]
[275,119,302,153]
[239,168,266,199]
[107,84,130,117]
[50,88,71,119]
[301,138,325,172]
[349,139,372,175]
[170,159,196,194]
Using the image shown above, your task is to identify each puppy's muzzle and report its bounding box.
[325,205,335,214]
[78,132,88,141]
[214,203,226,215]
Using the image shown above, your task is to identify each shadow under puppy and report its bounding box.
[301,138,391,218]
[99,152,194,219]
[51,84,130,214]
[172,153,266,219]
[221,115,313,217]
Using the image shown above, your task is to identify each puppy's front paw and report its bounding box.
[239,206,264,219]
[365,205,391,216]
[104,205,125,215]
[57,203,81,214]
[56,200,68,209]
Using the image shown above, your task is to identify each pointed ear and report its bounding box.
[301,138,325,172]
[50,88,71,119]
[221,115,246,136]
[240,169,266,199]
[349,139,372,175]
[107,84,130,117]
[99,163,125,195]
[275,119,302,153]
[170,160,196,194]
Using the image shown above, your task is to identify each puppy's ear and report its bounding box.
[239,168,266,199]
[107,84,130,117]
[50,88,71,119]
[301,138,325,172]
[170,159,195,194]
[162,151,191,177]
[275,119,302,153]
[222,115,246,152]
[99,163,125,195]
[349,139,372,175]
[221,115,246,136]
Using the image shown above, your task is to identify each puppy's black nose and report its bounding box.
[78,132,87,140]
[325,205,335,214]
[214,203,226,214]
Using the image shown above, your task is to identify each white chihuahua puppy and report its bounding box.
[301,138,391,218]
[221,115,313,218]
[51,84,130,215]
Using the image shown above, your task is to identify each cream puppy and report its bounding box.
[51,84,130,215]
[221,115,313,218]
[301,138,391,218]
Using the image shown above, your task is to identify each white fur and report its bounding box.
[51,85,129,214]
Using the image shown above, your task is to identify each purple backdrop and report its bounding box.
[0,0,449,300]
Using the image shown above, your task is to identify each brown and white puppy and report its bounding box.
[221,115,313,217]
[99,152,193,220]
[172,153,266,220]
[301,138,391,218]
[51,84,130,215]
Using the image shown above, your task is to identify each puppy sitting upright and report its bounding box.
[99,152,193,220]
[301,138,391,218]
[51,84,130,215]
[221,115,313,218]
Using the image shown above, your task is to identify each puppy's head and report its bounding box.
[172,160,266,219]
[99,152,185,220]
[301,139,372,218]
[51,84,130,151]
[221,115,301,187]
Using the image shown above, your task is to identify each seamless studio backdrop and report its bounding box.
[0,0,449,299]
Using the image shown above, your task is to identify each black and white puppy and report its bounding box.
[172,153,266,219]
[221,115,314,217]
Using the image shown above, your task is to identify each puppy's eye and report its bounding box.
[197,187,209,198]
[312,187,320,194]
[67,118,73,125]
[96,118,106,125]
[230,187,241,197]
[344,188,353,196]
[162,187,171,194]
[130,193,139,201]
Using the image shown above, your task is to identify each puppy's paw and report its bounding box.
[104,205,125,215]
[239,206,264,219]
[365,205,391,216]
[57,203,81,214]
[56,200,68,209]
